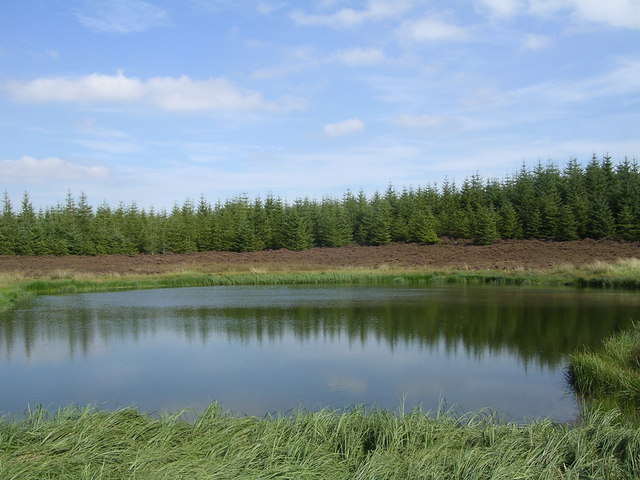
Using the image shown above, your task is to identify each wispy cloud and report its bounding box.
[475,0,640,30]
[0,156,109,184]
[71,121,143,155]
[507,57,640,104]
[475,0,524,18]
[398,15,471,43]
[332,47,385,66]
[393,113,446,128]
[5,72,302,112]
[290,0,411,28]
[324,118,365,136]
[528,0,640,30]
[521,33,553,51]
[76,0,169,34]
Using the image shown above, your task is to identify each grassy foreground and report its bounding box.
[569,324,640,411]
[1,404,640,480]
[2,257,640,313]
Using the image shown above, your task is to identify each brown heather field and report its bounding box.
[0,238,639,276]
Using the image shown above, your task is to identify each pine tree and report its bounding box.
[588,198,615,239]
[264,195,285,249]
[15,192,37,255]
[364,192,392,246]
[472,205,498,245]
[409,208,439,244]
[347,190,370,245]
[195,195,214,251]
[390,187,412,242]
[538,192,561,239]
[281,201,314,251]
[616,204,637,240]
[0,191,16,254]
[436,178,460,237]
[317,199,351,247]
[497,201,522,239]
[554,205,578,241]
[233,214,255,252]
[249,198,268,251]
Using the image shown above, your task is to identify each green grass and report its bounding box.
[568,324,640,412]
[1,404,639,480]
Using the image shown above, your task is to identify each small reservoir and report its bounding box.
[1,285,637,421]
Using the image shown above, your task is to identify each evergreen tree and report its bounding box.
[14,192,37,255]
[233,214,255,252]
[389,187,413,242]
[195,195,214,251]
[554,205,578,241]
[450,208,471,239]
[587,198,615,239]
[538,192,561,239]
[364,192,392,246]
[497,201,522,239]
[316,199,352,247]
[409,208,439,244]
[281,201,314,251]
[0,191,16,254]
[616,204,637,240]
[471,205,498,245]
[347,190,370,245]
[165,203,196,253]
[436,178,460,237]
[264,195,285,250]
[249,198,268,251]
[525,208,542,239]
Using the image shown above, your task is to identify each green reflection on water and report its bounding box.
[1,286,637,369]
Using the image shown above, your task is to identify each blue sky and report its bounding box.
[1,0,639,209]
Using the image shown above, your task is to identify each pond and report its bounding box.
[1,285,638,421]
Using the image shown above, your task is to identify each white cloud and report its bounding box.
[333,47,385,66]
[475,0,524,18]
[72,123,143,155]
[393,114,446,128]
[398,16,471,43]
[76,0,169,34]
[562,0,640,29]
[324,118,365,136]
[8,72,144,103]
[291,0,411,28]
[6,72,300,112]
[521,33,553,50]
[529,0,640,29]
[0,156,109,184]
[144,76,270,111]
[509,57,640,104]
[475,0,640,30]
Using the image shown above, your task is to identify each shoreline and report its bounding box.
[2,256,640,312]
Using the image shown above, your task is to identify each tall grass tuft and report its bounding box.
[1,404,640,479]
[568,324,640,405]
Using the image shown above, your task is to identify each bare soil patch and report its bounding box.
[1,239,639,277]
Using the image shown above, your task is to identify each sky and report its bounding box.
[1,0,639,209]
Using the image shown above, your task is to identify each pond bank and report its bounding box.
[2,257,640,312]
[569,325,640,418]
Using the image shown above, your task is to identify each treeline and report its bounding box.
[1,155,639,255]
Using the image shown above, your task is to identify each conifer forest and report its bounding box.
[1,155,639,256]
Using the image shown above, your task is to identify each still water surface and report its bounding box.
[1,285,638,421]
